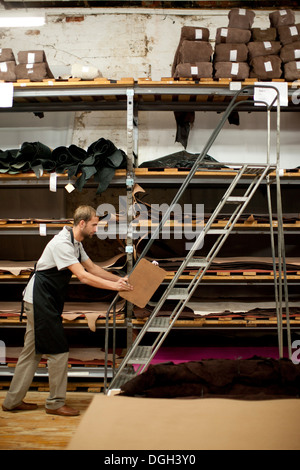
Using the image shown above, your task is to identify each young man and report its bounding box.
[2,205,133,416]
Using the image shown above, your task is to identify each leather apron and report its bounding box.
[32,229,81,355]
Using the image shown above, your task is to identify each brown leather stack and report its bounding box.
[214,8,254,80]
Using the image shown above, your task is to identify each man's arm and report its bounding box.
[68,261,133,292]
[81,258,122,282]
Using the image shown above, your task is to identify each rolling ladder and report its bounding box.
[104,85,291,392]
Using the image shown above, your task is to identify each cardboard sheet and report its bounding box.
[67,395,300,450]
[120,258,166,308]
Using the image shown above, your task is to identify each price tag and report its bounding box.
[65,182,75,193]
[39,224,47,236]
[49,172,57,192]
[0,83,13,108]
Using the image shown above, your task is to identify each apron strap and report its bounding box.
[70,228,81,263]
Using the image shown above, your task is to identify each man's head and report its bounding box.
[73,205,99,240]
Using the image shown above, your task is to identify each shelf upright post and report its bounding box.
[125,88,135,349]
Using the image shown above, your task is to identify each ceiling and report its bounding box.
[1,0,300,10]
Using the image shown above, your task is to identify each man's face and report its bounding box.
[80,216,99,239]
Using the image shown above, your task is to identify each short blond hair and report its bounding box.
[73,205,97,226]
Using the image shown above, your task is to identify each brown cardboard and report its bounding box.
[120,258,166,308]
[67,394,300,450]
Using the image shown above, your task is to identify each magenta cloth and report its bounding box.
[133,346,289,370]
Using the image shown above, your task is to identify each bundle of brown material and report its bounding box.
[174,62,213,79]
[280,41,300,63]
[15,63,49,81]
[248,41,281,60]
[283,61,300,81]
[277,24,300,46]
[250,55,282,80]
[214,43,248,63]
[214,61,250,80]
[0,61,16,81]
[16,50,54,81]
[269,9,295,28]
[228,8,255,30]
[0,48,16,81]
[178,25,210,42]
[178,40,213,64]
[215,27,251,45]
[171,25,213,148]
[0,48,15,63]
[171,25,210,76]
[251,28,277,42]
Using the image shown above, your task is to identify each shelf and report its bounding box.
[1,167,300,187]
[0,77,298,113]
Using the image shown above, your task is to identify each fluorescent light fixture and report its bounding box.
[0,16,45,27]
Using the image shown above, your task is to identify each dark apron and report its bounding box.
[31,229,81,355]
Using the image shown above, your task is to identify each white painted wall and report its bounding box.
[0,6,299,168]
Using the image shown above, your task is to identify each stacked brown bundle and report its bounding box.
[172,26,213,79]
[16,50,54,81]
[214,8,254,80]
[268,9,300,81]
[248,13,283,80]
[0,48,16,81]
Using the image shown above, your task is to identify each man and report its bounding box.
[2,205,133,416]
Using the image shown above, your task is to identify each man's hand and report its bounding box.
[115,276,133,292]
[68,262,133,292]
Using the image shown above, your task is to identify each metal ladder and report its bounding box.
[104,85,291,392]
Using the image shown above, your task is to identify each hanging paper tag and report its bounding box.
[254,81,288,107]
[294,50,300,59]
[195,29,203,40]
[290,26,298,37]
[28,53,35,64]
[39,224,47,236]
[263,41,272,50]
[231,63,239,75]
[191,66,198,75]
[239,8,246,15]
[49,172,57,192]
[264,61,273,72]
[221,28,228,37]
[230,50,237,62]
[65,182,75,193]
[0,83,13,108]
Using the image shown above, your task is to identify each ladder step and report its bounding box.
[225,196,248,204]
[147,317,170,332]
[127,346,152,364]
[187,259,208,267]
[207,229,228,235]
[167,288,189,300]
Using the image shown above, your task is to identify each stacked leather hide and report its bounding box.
[214,8,254,80]
[15,50,54,81]
[248,16,283,80]
[0,48,16,81]
[172,26,213,80]
[269,9,300,82]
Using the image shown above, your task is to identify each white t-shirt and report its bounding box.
[23,226,89,304]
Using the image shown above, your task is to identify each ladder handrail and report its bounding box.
[104,84,287,390]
